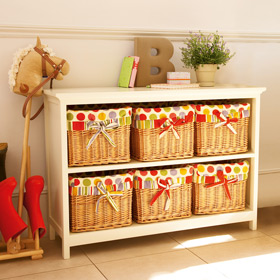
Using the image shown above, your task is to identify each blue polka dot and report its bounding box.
[109,111,117,118]
[170,169,177,176]
[179,112,186,118]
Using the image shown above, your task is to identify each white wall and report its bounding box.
[0,1,279,228]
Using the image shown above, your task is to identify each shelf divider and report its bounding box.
[68,151,255,173]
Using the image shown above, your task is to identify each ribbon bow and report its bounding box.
[150,178,181,210]
[95,182,123,213]
[206,170,238,200]
[86,120,119,149]
[213,111,238,134]
[159,118,185,140]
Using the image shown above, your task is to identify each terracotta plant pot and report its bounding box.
[195,64,218,87]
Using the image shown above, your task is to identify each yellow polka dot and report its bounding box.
[218,105,224,109]
[98,112,106,120]
[160,113,167,119]
[94,178,101,185]
[180,168,187,175]
[182,105,190,110]
[197,165,205,172]
[203,108,210,115]
[243,166,248,173]
[247,105,250,111]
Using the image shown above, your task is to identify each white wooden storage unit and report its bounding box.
[44,84,265,259]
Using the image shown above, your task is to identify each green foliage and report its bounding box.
[181,31,235,70]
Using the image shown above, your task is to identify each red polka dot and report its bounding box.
[77,113,85,121]
[154,108,162,113]
[140,171,148,176]
[207,166,214,173]
[213,109,219,115]
[225,166,232,173]
[238,162,244,165]
[225,105,231,109]
[239,107,244,112]
[191,104,196,109]
[74,179,80,186]
[88,113,95,121]
[150,170,158,176]
[242,103,248,106]
[69,176,73,180]
[140,114,147,120]
[187,111,194,119]
[143,108,151,113]
[189,167,194,174]
[129,111,132,115]
[169,113,176,119]
[196,105,201,111]
[93,109,99,112]
[105,179,113,185]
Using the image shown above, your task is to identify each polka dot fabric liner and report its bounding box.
[132,105,195,129]
[69,172,133,196]
[193,160,249,184]
[133,105,195,120]
[134,166,193,190]
[66,107,132,131]
[195,103,250,123]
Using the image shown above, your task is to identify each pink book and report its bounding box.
[128,56,140,88]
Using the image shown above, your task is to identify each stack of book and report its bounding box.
[118,56,140,88]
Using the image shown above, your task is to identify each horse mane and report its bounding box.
[8,44,55,92]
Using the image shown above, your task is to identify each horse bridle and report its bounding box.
[22,47,67,120]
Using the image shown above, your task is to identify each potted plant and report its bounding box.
[181,31,235,86]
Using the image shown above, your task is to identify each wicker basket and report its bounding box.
[192,161,249,214]
[69,172,133,232]
[133,166,193,223]
[131,105,195,161]
[67,107,131,166]
[195,103,250,156]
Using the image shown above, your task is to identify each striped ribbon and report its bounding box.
[206,170,238,200]
[86,120,119,149]
[150,178,182,210]
[159,118,184,139]
[213,111,238,134]
[95,182,123,213]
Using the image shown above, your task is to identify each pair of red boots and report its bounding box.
[0,176,46,243]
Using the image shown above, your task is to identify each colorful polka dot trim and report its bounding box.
[132,105,195,129]
[134,166,193,190]
[67,107,132,131]
[69,172,133,196]
[196,103,250,123]
[193,161,249,184]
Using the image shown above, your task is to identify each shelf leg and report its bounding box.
[249,219,257,230]
[62,243,70,260]
[49,224,56,241]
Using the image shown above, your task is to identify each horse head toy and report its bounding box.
[8,37,70,119]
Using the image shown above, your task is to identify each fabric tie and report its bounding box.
[213,111,238,134]
[206,170,238,200]
[86,120,119,149]
[95,182,123,213]
[159,118,184,139]
[150,178,181,210]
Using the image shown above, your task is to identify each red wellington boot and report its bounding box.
[23,176,46,239]
[0,177,27,242]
